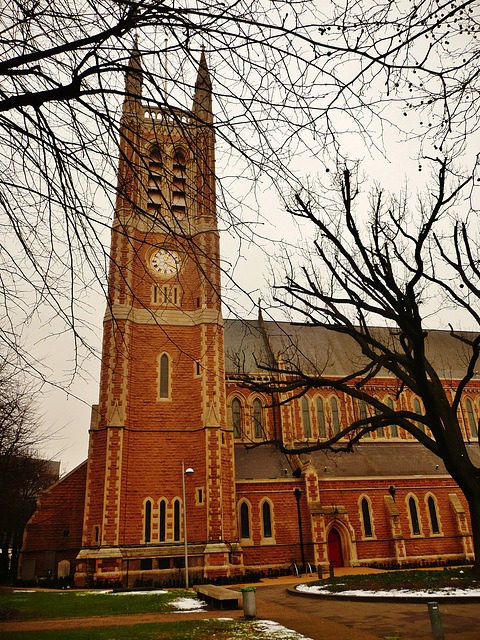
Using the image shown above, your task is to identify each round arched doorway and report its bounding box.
[327,528,343,567]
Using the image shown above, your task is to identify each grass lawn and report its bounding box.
[0,620,268,640]
[315,567,479,592]
[0,589,193,621]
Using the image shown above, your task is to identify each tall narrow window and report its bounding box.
[147,149,164,216]
[361,498,373,537]
[159,500,166,542]
[331,397,340,435]
[316,397,326,438]
[374,405,384,438]
[358,399,369,437]
[466,399,478,438]
[413,398,425,433]
[302,397,311,438]
[159,354,169,399]
[240,502,250,539]
[386,397,398,437]
[253,399,263,439]
[427,496,440,534]
[144,500,152,543]
[173,499,181,542]
[171,150,186,216]
[232,398,242,438]
[262,501,273,538]
[409,496,420,535]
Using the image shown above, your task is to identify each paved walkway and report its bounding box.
[2,570,480,639]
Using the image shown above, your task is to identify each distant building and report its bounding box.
[19,50,477,586]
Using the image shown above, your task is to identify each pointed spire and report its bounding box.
[193,49,213,123]
[124,37,143,112]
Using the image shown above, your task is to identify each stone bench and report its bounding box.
[194,584,242,609]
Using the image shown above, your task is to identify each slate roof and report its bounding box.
[224,318,478,381]
[234,444,293,480]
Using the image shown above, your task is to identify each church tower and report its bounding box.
[75,47,240,586]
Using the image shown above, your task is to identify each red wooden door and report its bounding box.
[327,528,343,567]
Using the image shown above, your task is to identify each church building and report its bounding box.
[19,50,478,586]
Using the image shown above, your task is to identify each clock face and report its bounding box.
[150,249,181,275]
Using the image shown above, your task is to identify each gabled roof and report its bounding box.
[224,318,478,381]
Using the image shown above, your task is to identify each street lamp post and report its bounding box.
[293,488,306,574]
[182,460,194,588]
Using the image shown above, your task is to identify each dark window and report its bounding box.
[198,488,203,504]
[253,399,263,438]
[63,529,69,538]
[409,497,420,535]
[386,397,398,437]
[361,498,373,537]
[157,557,170,570]
[466,399,478,438]
[262,501,273,538]
[232,398,242,438]
[331,397,340,435]
[240,502,250,539]
[428,496,440,534]
[140,558,153,571]
[94,526,100,543]
[358,399,369,437]
[144,500,152,543]
[302,397,311,438]
[160,354,169,399]
[413,399,425,433]
[159,500,166,542]
[174,499,180,541]
[316,397,326,438]
[174,556,185,568]
[374,405,384,438]
[172,150,186,215]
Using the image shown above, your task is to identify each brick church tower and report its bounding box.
[75,47,239,586]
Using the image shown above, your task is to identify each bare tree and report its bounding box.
[0,359,54,582]
[1,0,479,388]
[238,160,480,572]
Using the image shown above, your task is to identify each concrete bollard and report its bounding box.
[241,586,257,619]
[428,602,445,640]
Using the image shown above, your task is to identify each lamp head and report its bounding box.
[185,467,194,475]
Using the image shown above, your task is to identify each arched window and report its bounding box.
[253,399,263,439]
[386,397,398,437]
[147,148,164,216]
[408,496,421,535]
[159,500,166,542]
[361,498,373,538]
[159,353,170,399]
[144,500,152,543]
[240,502,250,539]
[331,397,340,435]
[302,397,311,438]
[232,398,242,438]
[262,501,273,539]
[374,405,385,438]
[171,149,186,216]
[413,398,425,433]
[466,399,478,438]
[173,499,181,542]
[427,496,440,534]
[316,397,326,438]
[94,526,100,544]
[358,399,369,437]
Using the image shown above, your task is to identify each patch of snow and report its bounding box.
[172,596,207,612]
[217,617,234,621]
[112,589,168,596]
[13,590,36,593]
[296,584,480,598]
[254,619,313,639]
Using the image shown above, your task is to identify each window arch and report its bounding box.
[302,397,311,438]
[316,396,326,438]
[159,499,166,542]
[413,398,425,433]
[261,499,273,539]
[239,501,251,540]
[465,399,478,439]
[144,499,152,543]
[360,497,373,538]
[232,398,242,438]
[173,498,181,542]
[427,495,440,535]
[253,398,263,439]
[386,397,398,437]
[159,353,170,400]
[408,495,421,536]
[331,396,340,435]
